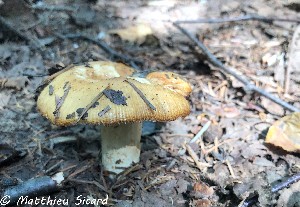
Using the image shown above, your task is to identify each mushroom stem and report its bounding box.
[100,122,142,174]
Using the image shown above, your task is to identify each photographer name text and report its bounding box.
[0,195,108,206]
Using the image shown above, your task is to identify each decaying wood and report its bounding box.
[124,80,156,111]
[173,22,300,112]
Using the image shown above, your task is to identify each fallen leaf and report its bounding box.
[193,181,214,197]
[176,179,189,194]
[210,105,240,118]
[265,112,300,152]
[192,199,212,207]
[108,24,153,44]
[260,96,284,116]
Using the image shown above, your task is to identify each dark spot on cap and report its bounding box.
[116,159,122,164]
[49,85,54,95]
[63,81,69,90]
[66,112,76,119]
[103,89,127,105]
[91,101,99,108]
[76,108,88,119]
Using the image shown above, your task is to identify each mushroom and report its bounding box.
[37,61,192,175]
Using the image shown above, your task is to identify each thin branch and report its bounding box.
[98,105,111,117]
[53,82,71,119]
[190,120,211,143]
[173,23,300,112]
[0,16,43,49]
[185,143,212,169]
[271,172,300,193]
[175,14,300,24]
[56,33,142,65]
[241,172,300,206]
[124,80,156,111]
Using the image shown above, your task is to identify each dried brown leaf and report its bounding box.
[108,24,153,44]
[265,112,300,152]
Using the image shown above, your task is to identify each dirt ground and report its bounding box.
[1,0,300,206]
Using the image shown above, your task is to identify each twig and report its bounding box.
[173,23,300,112]
[49,136,77,149]
[114,164,142,186]
[56,33,142,65]
[225,159,236,179]
[271,172,300,193]
[185,143,212,170]
[190,120,211,143]
[67,178,109,193]
[144,176,173,190]
[45,160,64,174]
[239,194,258,207]
[2,172,64,206]
[0,16,43,49]
[53,82,71,119]
[124,79,156,111]
[0,144,27,167]
[67,165,90,179]
[175,14,300,24]
[240,172,300,206]
[76,85,109,123]
[98,105,111,117]
[35,64,76,96]
[167,121,211,170]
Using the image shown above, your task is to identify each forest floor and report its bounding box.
[0,0,300,206]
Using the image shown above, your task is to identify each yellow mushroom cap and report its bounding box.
[146,71,192,97]
[37,61,192,126]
